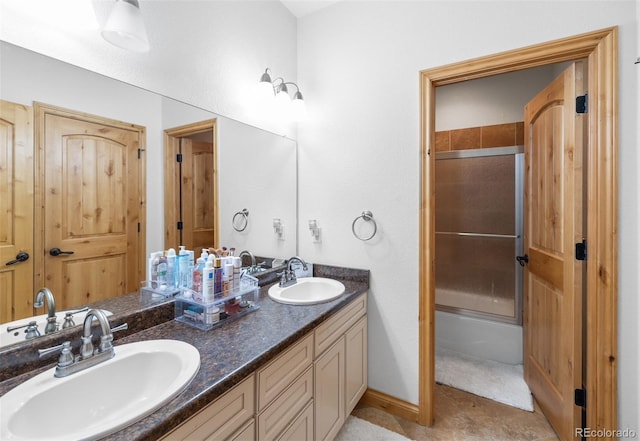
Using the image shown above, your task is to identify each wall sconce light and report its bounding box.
[258,68,306,121]
[273,218,284,239]
[308,220,321,242]
[102,0,150,53]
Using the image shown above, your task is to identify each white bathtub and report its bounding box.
[435,309,523,365]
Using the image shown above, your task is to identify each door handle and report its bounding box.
[5,251,30,266]
[49,248,75,257]
[516,254,529,266]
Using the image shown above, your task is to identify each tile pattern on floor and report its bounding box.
[352,384,560,441]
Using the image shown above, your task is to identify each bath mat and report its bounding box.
[335,416,414,441]
[436,346,534,412]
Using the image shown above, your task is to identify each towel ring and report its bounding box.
[232,209,249,232]
[352,210,377,241]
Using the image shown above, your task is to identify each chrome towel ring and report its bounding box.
[352,210,377,241]
[232,208,249,232]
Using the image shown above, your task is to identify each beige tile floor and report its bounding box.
[352,384,560,441]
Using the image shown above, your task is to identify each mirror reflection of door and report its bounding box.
[164,120,218,252]
[0,100,34,322]
[37,104,145,311]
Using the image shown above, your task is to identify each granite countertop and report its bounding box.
[0,264,369,441]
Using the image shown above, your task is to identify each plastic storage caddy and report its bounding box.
[174,274,259,330]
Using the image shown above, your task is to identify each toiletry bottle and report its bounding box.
[224,263,234,297]
[233,256,241,293]
[187,249,195,289]
[192,255,205,296]
[178,246,190,289]
[202,260,215,303]
[166,248,177,288]
[148,251,162,288]
[157,253,168,287]
[214,258,223,299]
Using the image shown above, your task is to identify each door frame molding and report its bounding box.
[419,27,618,431]
[34,102,147,299]
[164,119,219,250]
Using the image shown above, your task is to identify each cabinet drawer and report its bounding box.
[277,400,314,441]
[258,367,314,441]
[257,333,313,411]
[228,419,255,441]
[315,292,367,356]
[161,375,255,441]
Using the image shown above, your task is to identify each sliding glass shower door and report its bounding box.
[435,146,524,324]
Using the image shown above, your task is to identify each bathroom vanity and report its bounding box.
[0,264,369,441]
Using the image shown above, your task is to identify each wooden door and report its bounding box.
[181,137,216,251]
[523,62,585,441]
[37,104,144,310]
[0,101,34,321]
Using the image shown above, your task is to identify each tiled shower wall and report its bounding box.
[435,122,525,152]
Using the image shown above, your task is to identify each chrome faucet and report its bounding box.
[238,250,256,268]
[38,309,128,378]
[34,287,58,334]
[279,256,308,287]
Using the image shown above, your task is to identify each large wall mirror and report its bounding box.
[0,41,297,344]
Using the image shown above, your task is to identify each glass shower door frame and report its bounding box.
[435,146,524,325]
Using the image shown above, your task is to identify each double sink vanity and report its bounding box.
[0,263,369,441]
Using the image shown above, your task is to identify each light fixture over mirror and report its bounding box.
[102,0,150,53]
[258,68,306,121]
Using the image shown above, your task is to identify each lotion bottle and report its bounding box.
[192,255,205,296]
[166,248,177,288]
[202,260,215,303]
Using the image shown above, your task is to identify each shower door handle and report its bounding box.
[516,254,529,266]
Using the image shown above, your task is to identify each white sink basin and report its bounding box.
[0,339,200,440]
[268,277,346,305]
[1,309,113,349]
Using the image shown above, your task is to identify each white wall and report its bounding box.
[0,0,298,138]
[296,0,638,431]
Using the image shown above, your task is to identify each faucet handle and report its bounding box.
[110,323,128,334]
[99,323,128,353]
[38,341,74,367]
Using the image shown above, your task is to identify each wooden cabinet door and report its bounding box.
[0,100,34,321]
[314,337,345,441]
[345,315,367,414]
[37,104,144,309]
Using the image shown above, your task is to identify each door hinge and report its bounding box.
[576,94,588,114]
[137,222,141,233]
[575,388,587,407]
[575,240,587,261]
[137,148,145,159]
[176,153,183,163]
[177,221,183,230]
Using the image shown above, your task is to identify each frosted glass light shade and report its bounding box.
[102,0,150,53]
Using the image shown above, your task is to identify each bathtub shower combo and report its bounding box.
[435,146,524,365]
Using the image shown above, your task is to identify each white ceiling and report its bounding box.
[279,0,343,18]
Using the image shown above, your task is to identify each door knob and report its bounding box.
[49,248,75,257]
[5,251,30,266]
